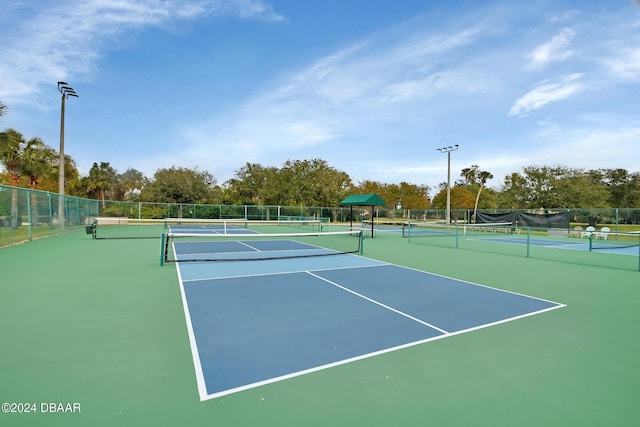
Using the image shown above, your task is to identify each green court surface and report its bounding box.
[1,229,639,426]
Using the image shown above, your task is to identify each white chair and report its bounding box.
[595,227,610,240]
[581,226,595,238]
[571,225,583,237]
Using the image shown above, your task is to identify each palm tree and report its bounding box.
[22,138,56,224]
[22,138,55,189]
[0,129,25,227]
[86,162,118,209]
[473,170,493,223]
[0,102,7,120]
[461,166,478,186]
[0,129,23,185]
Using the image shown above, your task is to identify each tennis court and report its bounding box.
[170,232,563,400]
[473,235,640,256]
[2,222,639,426]
[396,221,640,271]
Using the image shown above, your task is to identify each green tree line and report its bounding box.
[2,102,640,210]
[430,165,640,211]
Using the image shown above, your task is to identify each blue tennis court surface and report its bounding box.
[174,241,565,401]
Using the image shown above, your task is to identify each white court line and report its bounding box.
[174,263,209,401]
[306,270,449,334]
[182,261,389,283]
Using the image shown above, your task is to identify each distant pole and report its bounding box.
[437,145,459,227]
[57,82,78,228]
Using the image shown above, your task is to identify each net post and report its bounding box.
[526,228,530,257]
[588,234,593,252]
[359,230,364,255]
[160,232,166,266]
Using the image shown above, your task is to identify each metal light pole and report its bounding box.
[437,145,459,227]
[57,82,78,228]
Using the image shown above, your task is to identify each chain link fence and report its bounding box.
[3,184,640,272]
[0,184,98,246]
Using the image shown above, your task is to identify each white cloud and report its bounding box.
[539,127,640,173]
[546,11,578,25]
[509,73,584,117]
[603,48,640,80]
[223,0,287,22]
[181,25,488,173]
[0,0,285,103]
[528,27,576,69]
[382,75,443,103]
[381,67,495,103]
[280,26,484,107]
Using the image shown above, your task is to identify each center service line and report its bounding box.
[305,271,450,335]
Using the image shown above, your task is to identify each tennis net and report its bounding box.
[90,218,167,239]
[91,218,323,239]
[589,231,640,252]
[160,229,363,264]
[402,221,513,238]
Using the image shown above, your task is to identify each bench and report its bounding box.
[547,229,569,237]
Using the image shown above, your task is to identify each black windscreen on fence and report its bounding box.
[476,211,570,229]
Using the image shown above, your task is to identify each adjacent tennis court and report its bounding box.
[473,235,640,256]
[169,230,564,400]
[397,221,640,271]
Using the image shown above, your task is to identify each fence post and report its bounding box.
[47,192,53,230]
[27,189,32,241]
[637,236,640,272]
[637,235,640,272]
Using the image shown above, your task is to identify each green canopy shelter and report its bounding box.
[339,193,387,238]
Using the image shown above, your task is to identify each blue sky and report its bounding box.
[1,0,639,194]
